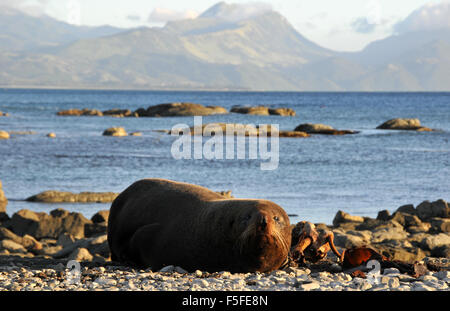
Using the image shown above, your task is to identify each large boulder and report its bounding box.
[68,247,93,262]
[103,127,128,137]
[374,244,427,262]
[9,209,42,236]
[136,103,228,117]
[395,204,417,215]
[294,123,358,135]
[10,209,92,239]
[333,211,364,227]
[416,199,449,220]
[390,212,424,228]
[0,239,27,254]
[376,118,433,131]
[333,230,369,248]
[0,227,43,252]
[91,210,110,224]
[420,233,450,251]
[371,226,409,243]
[430,218,450,233]
[0,180,7,213]
[0,131,10,140]
[26,191,119,203]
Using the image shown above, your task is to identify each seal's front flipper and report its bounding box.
[129,223,161,267]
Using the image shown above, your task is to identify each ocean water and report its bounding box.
[0,89,449,225]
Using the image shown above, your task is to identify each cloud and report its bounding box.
[0,0,49,16]
[394,1,450,34]
[148,8,199,24]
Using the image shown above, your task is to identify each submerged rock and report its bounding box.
[376,118,433,131]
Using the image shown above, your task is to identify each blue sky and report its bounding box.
[3,0,449,51]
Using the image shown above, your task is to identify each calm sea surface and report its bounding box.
[0,89,449,225]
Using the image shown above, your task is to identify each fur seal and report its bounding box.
[107,179,291,273]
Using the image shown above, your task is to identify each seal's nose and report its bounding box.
[259,215,267,230]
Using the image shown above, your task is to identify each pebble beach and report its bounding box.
[0,259,449,291]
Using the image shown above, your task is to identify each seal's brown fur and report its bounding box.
[107,179,291,273]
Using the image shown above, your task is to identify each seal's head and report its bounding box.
[231,200,291,272]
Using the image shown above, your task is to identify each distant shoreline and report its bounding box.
[1,86,450,94]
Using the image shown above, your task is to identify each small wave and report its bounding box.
[387,148,450,153]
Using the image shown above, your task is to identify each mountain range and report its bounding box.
[1,2,449,91]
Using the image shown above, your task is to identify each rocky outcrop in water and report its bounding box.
[294,123,359,135]
[231,106,296,116]
[26,191,119,203]
[102,109,134,118]
[0,111,9,117]
[171,123,310,138]
[268,108,296,116]
[376,118,433,131]
[57,109,103,116]
[0,131,10,140]
[135,103,228,117]
[103,127,128,137]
